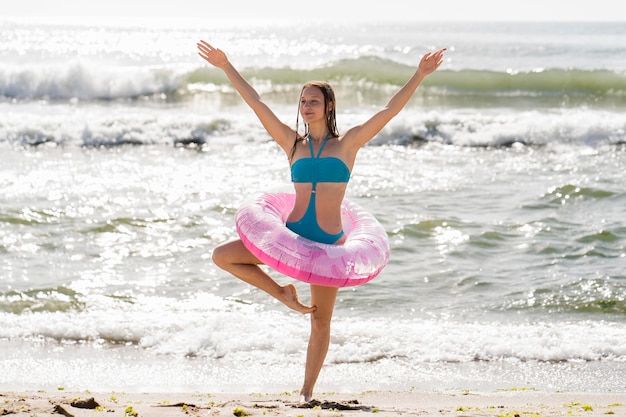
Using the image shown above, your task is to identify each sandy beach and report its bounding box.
[2,389,624,417]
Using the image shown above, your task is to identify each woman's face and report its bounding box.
[299,86,327,124]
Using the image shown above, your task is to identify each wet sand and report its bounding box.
[2,389,624,417]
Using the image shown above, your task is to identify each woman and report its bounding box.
[197,40,445,402]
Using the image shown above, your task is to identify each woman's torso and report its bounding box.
[287,135,355,243]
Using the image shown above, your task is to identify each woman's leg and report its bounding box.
[212,239,315,314]
[299,284,339,403]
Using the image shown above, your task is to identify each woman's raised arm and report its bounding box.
[343,48,446,149]
[197,41,295,151]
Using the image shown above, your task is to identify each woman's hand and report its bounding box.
[197,41,229,68]
[418,48,446,76]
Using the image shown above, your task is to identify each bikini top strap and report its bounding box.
[307,132,332,192]
[315,132,332,158]
[307,132,332,159]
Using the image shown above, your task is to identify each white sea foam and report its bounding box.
[1,298,625,392]
[1,291,624,362]
[1,103,624,148]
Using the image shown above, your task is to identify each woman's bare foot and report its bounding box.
[299,391,312,404]
[281,284,316,314]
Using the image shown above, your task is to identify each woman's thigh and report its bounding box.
[213,239,262,265]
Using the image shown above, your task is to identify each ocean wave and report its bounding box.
[542,184,617,202]
[2,57,626,105]
[2,105,625,149]
[501,277,626,316]
[0,61,185,101]
[1,295,624,364]
[196,58,626,97]
[0,287,85,314]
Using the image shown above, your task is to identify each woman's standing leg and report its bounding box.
[299,284,339,403]
[212,239,315,314]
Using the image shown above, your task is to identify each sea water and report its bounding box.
[1,18,625,393]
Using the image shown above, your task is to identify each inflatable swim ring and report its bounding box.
[235,193,389,287]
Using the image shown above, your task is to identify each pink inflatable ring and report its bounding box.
[235,193,390,287]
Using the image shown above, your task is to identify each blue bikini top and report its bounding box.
[290,133,350,188]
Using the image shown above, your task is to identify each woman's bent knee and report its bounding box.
[211,239,261,269]
[212,244,228,269]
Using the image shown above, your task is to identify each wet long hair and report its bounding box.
[290,81,340,161]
